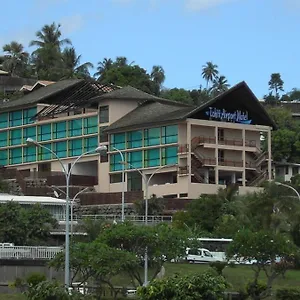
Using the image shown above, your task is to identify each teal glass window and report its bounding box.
[53,141,67,158]
[110,153,122,171]
[0,150,8,166]
[38,143,52,160]
[69,119,82,137]
[145,148,160,167]
[38,124,51,141]
[68,139,82,156]
[162,146,178,165]
[127,130,142,148]
[99,106,109,123]
[24,146,36,163]
[144,128,160,146]
[127,151,142,169]
[9,110,22,127]
[23,108,37,125]
[53,122,66,139]
[10,129,22,146]
[84,116,98,135]
[84,136,98,152]
[99,126,108,143]
[0,131,7,147]
[9,148,22,164]
[111,133,125,150]
[23,127,36,144]
[0,113,8,129]
[162,125,178,144]
[127,171,142,191]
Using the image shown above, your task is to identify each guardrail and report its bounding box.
[0,246,62,260]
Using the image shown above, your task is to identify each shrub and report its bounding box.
[246,281,268,299]
[276,288,300,300]
[209,261,227,275]
[26,272,46,287]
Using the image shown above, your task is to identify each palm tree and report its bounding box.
[61,47,93,79]
[2,41,29,76]
[151,65,165,87]
[94,58,113,78]
[268,73,284,98]
[202,61,219,89]
[115,56,134,67]
[210,75,230,97]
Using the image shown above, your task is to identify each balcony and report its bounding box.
[192,136,257,148]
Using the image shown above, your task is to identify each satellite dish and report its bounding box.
[53,190,59,198]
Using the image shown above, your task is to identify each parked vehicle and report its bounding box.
[186,248,220,263]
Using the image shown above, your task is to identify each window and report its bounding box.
[144,128,160,146]
[38,143,52,160]
[218,150,225,162]
[99,126,108,143]
[145,148,160,167]
[38,124,51,141]
[0,113,8,129]
[292,167,299,176]
[53,122,67,139]
[68,119,82,137]
[162,147,178,165]
[110,153,123,171]
[84,136,98,152]
[9,110,22,127]
[162,125,178,144]
[23,108,37,125]
[180,193,188,198]
[9,148,22,164]
[9,129,22,146]
[99,106,109,123]
[53,141,67,158]
[218,128,224,141]
[111,133,125,150]
[24,146,36,163]
[127,130,142,148]
[0,131,7,147]
[68,139,82,157]
[0,150,8,166]
[127,171,142,191]
[84,116,98,135]
[23,127,36,144]
[110,173,122,183]
[127,151,142,169]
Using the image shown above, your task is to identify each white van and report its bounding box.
[186,248,219,263]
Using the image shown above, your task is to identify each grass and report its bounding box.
[2,263,300,299]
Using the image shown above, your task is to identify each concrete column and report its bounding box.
[268,128,272,181]
[242,129,246,186]
[187,121,192,182]
[231,172,236,184]
[215,126,219,184]
[204,169,209,184]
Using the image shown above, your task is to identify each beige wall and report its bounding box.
[178,123,187,144]
[188,183,226,198]
[223,128,242,140]
[191,125,215,139]
[245,130,261,147]
[223,150,242,161]
[97,162,110,192]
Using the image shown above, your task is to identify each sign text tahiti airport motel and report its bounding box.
[205,107,252,124]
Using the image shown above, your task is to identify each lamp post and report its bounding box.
[121,161,176,286]
[98,145,125,222]
[274,182,300,200]
[26,138,105,289]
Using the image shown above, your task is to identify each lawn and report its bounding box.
[2,262,300,299]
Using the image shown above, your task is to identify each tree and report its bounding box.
[268,73,284,98]
[94,58,113,79]
[61,47,93,79]
[226,230,298,300]
[0,202,57,245]
[2,41,29,76]
[202,61,219,89]
[150,65,165,93]
[134,194,165,215]
[137,270,228,300]
[210,75,230,97]
[160,88,193,104]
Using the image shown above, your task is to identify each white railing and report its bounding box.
[54,214,173,223]
[0,246,63,260]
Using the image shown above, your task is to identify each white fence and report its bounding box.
[0,246,62,260]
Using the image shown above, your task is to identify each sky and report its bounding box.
[1,0,300,98]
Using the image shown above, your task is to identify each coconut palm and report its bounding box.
[61,47,93,79]
[94,58,113,78]
[202,61,219,89]
[210,75,230,96]
[151,65,165,87]
[2,41,29,76]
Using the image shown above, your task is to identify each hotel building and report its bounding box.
[0,79,275,200]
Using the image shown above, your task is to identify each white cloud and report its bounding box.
[185,0,238,11]
[60,14,85,35]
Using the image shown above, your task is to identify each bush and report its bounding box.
[276,288,300,300]
[246,281,268,299]
[209,261,227,275]
[26,272,46,287]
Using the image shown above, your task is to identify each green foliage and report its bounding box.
[137,270,228,300]
[26,272,47,287]
[161,88,193,104]
[134,194,165,215]
[276,288,300,300]
[209,261,227,276]
[0,202,57,245]
[268,73,284,97]
[246,281,268,300]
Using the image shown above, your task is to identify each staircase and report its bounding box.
[248,170,268,186]
[191,165,204,183]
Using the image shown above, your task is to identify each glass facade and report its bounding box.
[53,122,66,139]
[99,106,109,123]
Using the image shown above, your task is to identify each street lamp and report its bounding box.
[98,145,125,222]
[274,182,300,201]
[26,138,105,288]
[121,161,177,286]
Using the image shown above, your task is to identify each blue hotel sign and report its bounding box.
[205,107,252,124]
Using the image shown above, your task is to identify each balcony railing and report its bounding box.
[178,144,189,154]
[192,136,257,148]
[219,160,243,168]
